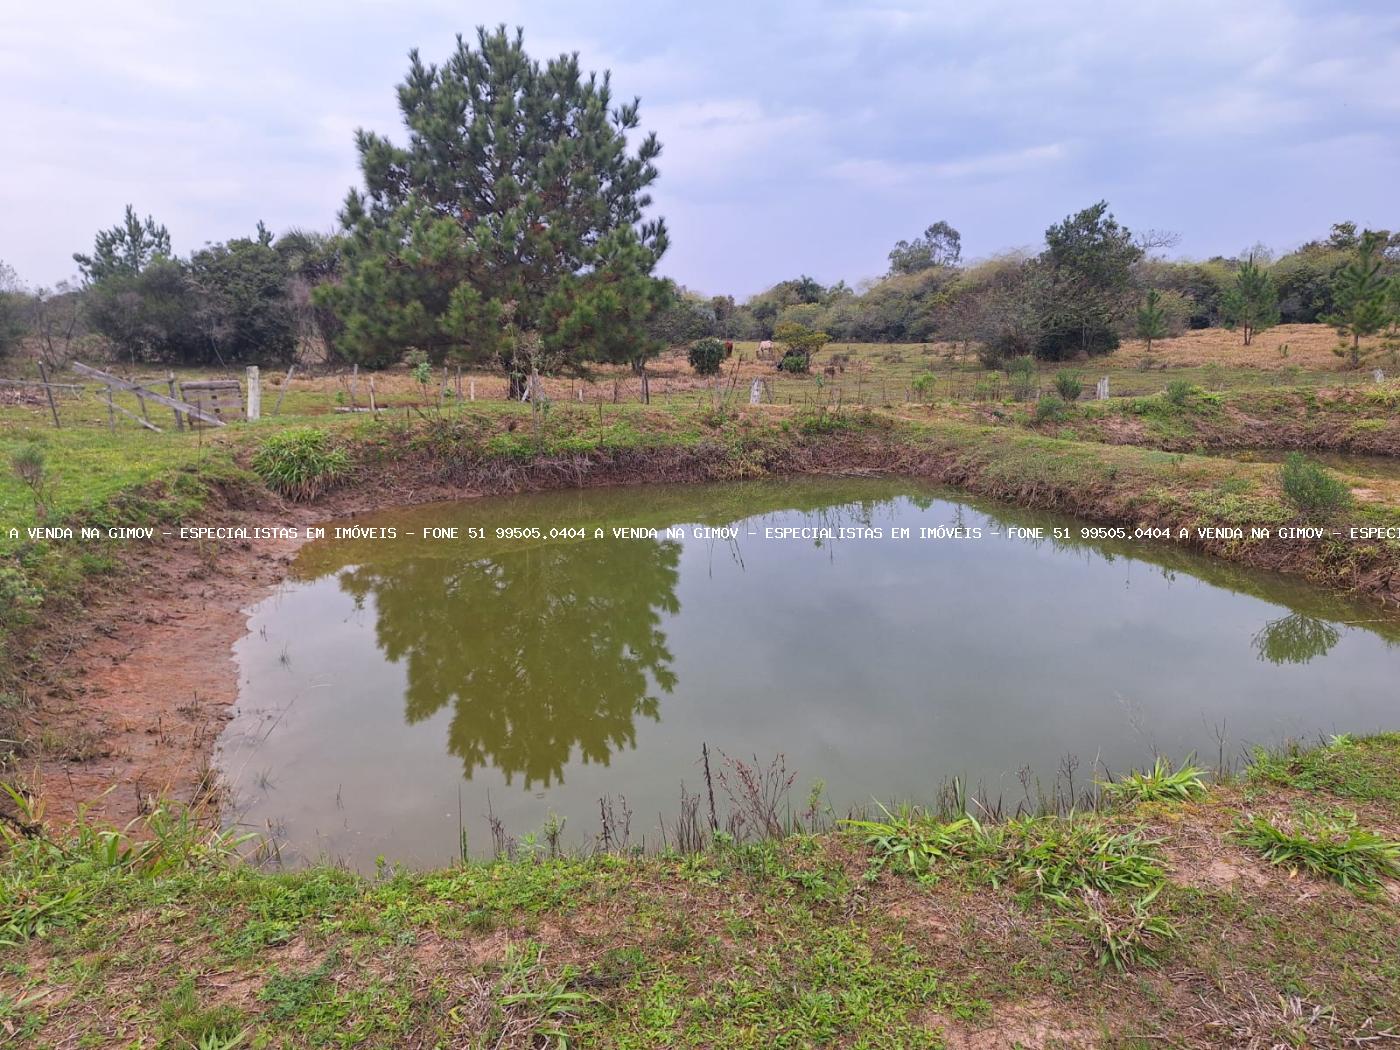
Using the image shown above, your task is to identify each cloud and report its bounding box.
[1,0,1397,297]
[830,144,1068,190]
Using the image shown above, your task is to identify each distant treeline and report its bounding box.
[658,213,1400,364]
[5,206,1397,374]
[1,25,1397,377]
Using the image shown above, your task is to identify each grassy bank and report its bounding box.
[960,382,1400,457]
[3,736,1398,1047]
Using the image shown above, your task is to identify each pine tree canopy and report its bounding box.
[319,25,670,376]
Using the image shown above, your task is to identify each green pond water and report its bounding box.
[219,478,1400,869]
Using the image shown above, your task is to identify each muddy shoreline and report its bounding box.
[16,432,1400,829]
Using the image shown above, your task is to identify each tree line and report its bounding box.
[2,25,1398,383]
[655,214,1400,368]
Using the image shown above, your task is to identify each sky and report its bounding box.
[2,1,1398,297]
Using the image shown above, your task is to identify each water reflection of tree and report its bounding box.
[338,538,681,787]
[1252,613,1341,665]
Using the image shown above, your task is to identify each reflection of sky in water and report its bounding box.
[219,479,1400,870]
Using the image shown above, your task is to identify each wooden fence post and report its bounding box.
[105,384,116,430]
[166,372,184,430]
[36,360,61,429]
[245,366,261,420]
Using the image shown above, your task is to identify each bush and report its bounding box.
[1006,355,1037,401]
[687,337,727,376]
[1279,453,1351,515]
[1163,379,1194,407]
[251,428,350,501]
[778,353,810,374]
[1033,394,1069,424]
[911,372,937,402]
[1053,370,1082,401]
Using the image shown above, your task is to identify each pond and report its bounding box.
[218,478,1400,869]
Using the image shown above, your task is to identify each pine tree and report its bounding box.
[318,26,669,390]
[73,206,172,283]
[1221,253,1279,346]
[1326,231,1391,367]
[1135,289,1169,353]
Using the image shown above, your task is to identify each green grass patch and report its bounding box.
[1100,756,1209,804]
[1234,810,1400,889]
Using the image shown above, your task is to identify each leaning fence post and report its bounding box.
[166,372,184,430]
[105,384,116,430]
[36,360,61,429]
[245,366,261,421]
[273,364,295,415]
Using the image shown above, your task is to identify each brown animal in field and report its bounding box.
[823,365,837,378]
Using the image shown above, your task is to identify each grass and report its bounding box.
[2,735,1398,1044]
[1245,733,1400,803]
[250,427,350,500]
[1100,755,1209,804]
[1234,810,1400,889]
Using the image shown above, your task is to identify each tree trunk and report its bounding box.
[507,371,527,401]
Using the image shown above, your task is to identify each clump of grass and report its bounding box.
[849,810,1164,899]
[1234,810,1400,889]
[494,941,592,1045]
[1100,756,1208,804]
[250,428,350,501]
[994,817,1164,898]
[845,808,994,880]
[1279,452,1351,515]
[1054,885,1178,971]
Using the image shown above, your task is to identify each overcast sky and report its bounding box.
[2,1,1397,296]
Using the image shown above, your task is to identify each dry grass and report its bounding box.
[1104,323,1391,371]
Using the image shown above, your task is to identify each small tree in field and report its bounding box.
[687,337,726,376]
[1326,231,1392,367]
[772,321,829,373]
[1135,289,1169,353]
[1222,253,1279,346]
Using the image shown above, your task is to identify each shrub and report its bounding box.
[1033,394,1069,424]
[1279,453,1351,515]
[1163,379,1194,407]
[1053,370,1082,401]
[10,442,51,519]
[911,372,937,401]
[778,353,810,374]
[1234,811,1400,888]
[251,428,350,501]
[1100,757,1208,804]
[1006,355,1037,401]
[687,337,727,376]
